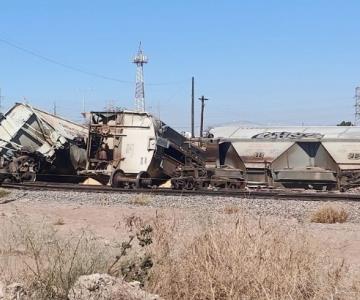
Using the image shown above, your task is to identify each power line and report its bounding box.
[0,37,133,84]
[0,36,189,86]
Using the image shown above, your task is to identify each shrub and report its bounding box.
[0,215,158,299]
[147,216,347,299]
[311,206,348,224]
[0,212,352,300]
[127,194,152,206]
[0,218,112,299]
[0,189,10,198]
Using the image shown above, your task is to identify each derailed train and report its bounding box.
[0,103,87,182]
[0,104,246,190]
[78,110,246,190]
[2,103,360,191]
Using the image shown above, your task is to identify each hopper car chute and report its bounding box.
[209,125,360,190]
[170,138,246,190]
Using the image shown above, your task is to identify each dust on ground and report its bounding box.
[1,189,360,277]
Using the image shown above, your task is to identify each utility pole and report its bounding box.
[157,101,161,120]
[191,77,195,138]
[53,101,57,115]
[198,95,208,138]
[0,88,2,114]
[82,94,85,115]
[355,87,360,125]
[79,88,93,118]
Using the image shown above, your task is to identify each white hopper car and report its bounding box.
[0,103,87,181]
[210,125,360,190]
[80,110,246,189]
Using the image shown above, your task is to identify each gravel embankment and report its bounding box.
[3,189,360,222]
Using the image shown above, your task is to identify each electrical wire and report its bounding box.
[0,36,190,86]
[0,37,133,84]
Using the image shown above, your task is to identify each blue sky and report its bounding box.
[0,0,359,130]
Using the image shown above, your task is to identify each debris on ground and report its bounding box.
[68,273,161,300]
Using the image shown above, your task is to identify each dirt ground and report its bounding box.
[1,189,360,281]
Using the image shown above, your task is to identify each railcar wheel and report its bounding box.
[111,169,126,188]
[185,177,195,190]
[136,171,152,189]
[195,181,203,190]
[227,182,237,190]
[171,179,180,190]
[21,172,37,182]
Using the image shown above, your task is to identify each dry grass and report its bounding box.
[0,215,156,299]
[127,194,152,206]
[0,218,112,299]
[147,216,348,299]
[0,212,354,300]
[311,205,348,224]
[223,204,240,214]
[0,189,10,198]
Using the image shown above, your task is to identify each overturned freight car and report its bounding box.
[80,110,205,187]
[80,110,246,190]
[0,103,87,182]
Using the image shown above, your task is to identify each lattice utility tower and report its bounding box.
[355,87,360,125]
[133,42,148,112]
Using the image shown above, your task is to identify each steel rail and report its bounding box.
[1,181,360,202]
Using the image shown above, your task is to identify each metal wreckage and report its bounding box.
[0,103,87,182]
[2,102,360,191]
[0,103,245,190]
[78,110,245,189]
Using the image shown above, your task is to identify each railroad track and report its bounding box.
[1,181,360,202]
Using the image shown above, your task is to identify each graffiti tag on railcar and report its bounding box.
[251,132,324,139]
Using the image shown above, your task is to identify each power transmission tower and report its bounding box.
[198,95,209,137]
[355,87,360,125]
[133,42,148,112]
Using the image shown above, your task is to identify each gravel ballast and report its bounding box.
[3,188,360,223]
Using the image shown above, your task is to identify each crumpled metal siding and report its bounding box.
[0,103,87,160]
[32,107,87,140]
